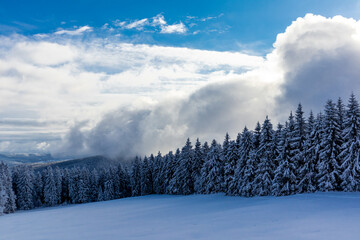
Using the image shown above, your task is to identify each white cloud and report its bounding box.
[152,14,167,26]
[124,18,149,30]
[57,14,360,158]
[54,26,93,35]
[112,14,188,34]
[2,14,360,158]
[160,22,187,34]
[0,34,262,155]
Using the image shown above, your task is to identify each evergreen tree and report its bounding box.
[141,156,153,195]
[237,127,256,197]
[0,163,16,213]
[162,152,174,193]
[89,169,99,202]
[298,111,317,193]
[272,121,297,196]
[33,172,43,207]
[339,94,360,191]
[172,138,194,195]
[317,100,342,191]
[192,138,204,193]
[167,149,181,194]
[153,152,164,194]
[103,179,114,201]
[43,167,58,206]
[254,116,275,196]
[54,167,62,204]
[200,139,224,194]
[292,104,307,192]
[61,168,70,203]
[130,156,142,196]
[117,164,131,197]
[14,165,34,210]
[0,180,7,215]
[224,139,240,195]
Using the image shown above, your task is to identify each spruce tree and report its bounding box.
[172,138,194,195]
[292,104,307,192]
[298,111,317,193]
[130,156,142,196]
[200,139,224,194]
[141,156,153,195]
[317,100,342,191]
[254,116,274,196]
[237,127,256,197]
[224,139,240,195]
[272,121,297,196]
[168,149,181,194]
[339,94,360,191]
[0,163,16,213]
[43,166,58,206]
[192,138,204,193]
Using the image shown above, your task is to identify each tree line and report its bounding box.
[1,94,360,215]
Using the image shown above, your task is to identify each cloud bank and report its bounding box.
[1,14,360,158]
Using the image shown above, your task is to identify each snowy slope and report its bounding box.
[1,192,360,240]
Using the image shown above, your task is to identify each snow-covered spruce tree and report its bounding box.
[148,154,155,194]
[253,122,261,149]
[192,138,204,193]
[291,104,307,192]
[89,169,99,202]
[337,97,346,138]
[141,156,153,195]
[68,167,81,204]
[222,133,237,194]
[153,152,164,194]
[339,94,360,191]
[54,167,62,204]
[117,164,131,198]
[224,136,240,195]
[110,166,121,199]
[43,166,58,206]
[272,121,297,196]
[103,178,114,201]
[130,156,142,196]
[297,111,317,193]
[33,171,43,207]
[167,149,181,194]
[172,138,194,195]
[162,152,173,193]
[272,123,284,180]
[317,100,342,191]
[13,165,35,210]
[336,97,346,188]
[202,141,210,157]
[61,168,70,203]
[0,163,16,213]
[254,116,275,196]
[234,127,253,196]
[200,139,224,194]
[0,180,7,215]
[97,186,104,202]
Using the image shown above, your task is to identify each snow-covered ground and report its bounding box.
[1,192,360,240]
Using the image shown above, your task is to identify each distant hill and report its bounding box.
[0,153,55,166]
[31,155,119,171]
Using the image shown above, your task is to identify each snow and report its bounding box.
[1,192,360,240]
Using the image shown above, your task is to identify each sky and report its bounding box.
[1,0,360,158]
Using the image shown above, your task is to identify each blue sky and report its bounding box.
[1,0,359,52]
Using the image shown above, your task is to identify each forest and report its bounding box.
[1,93,360,215]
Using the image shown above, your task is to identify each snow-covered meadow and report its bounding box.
[1,192,360,240]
